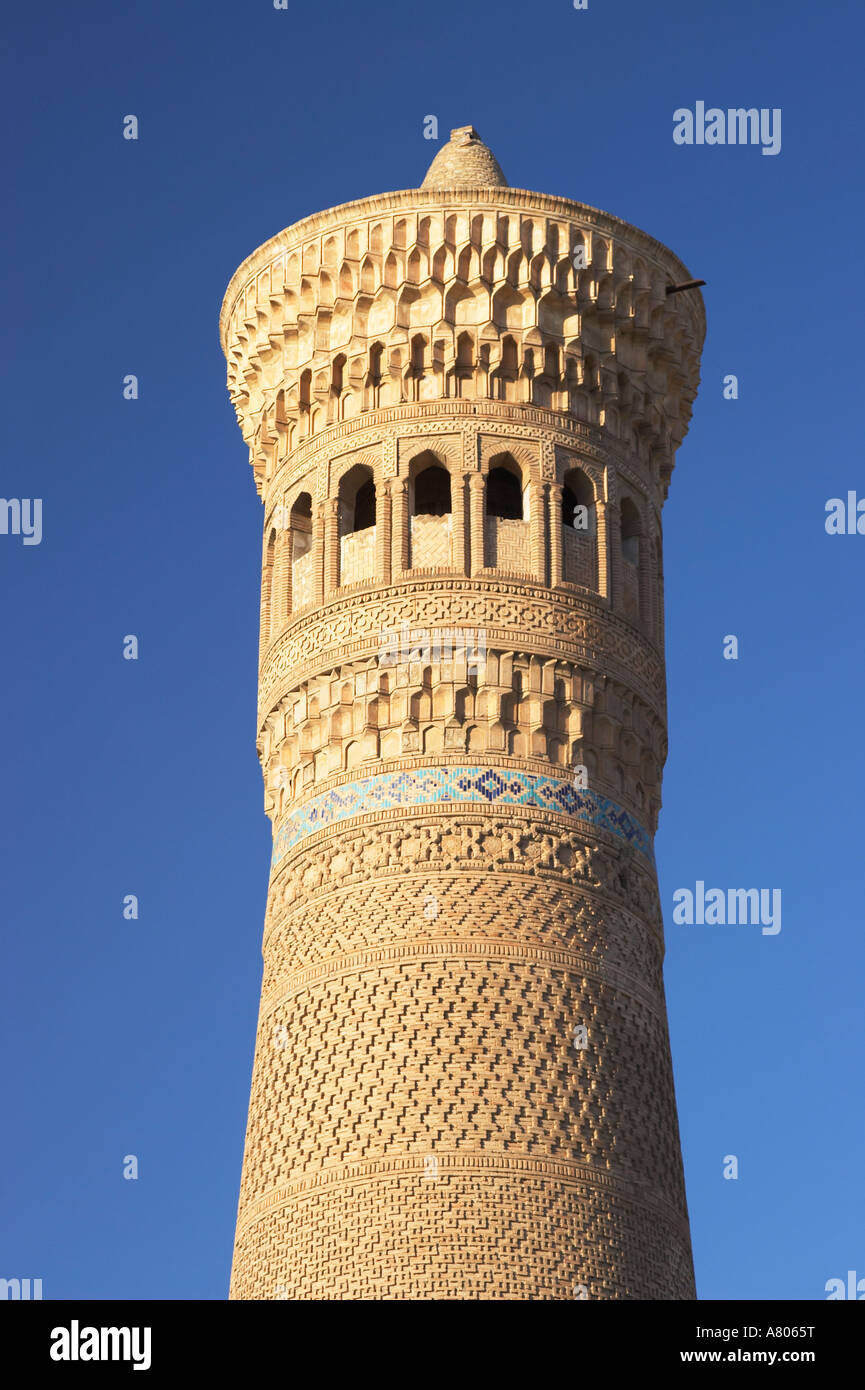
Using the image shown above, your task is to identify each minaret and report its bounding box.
[220,126,704,1300]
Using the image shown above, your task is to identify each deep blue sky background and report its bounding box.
[2,0,862,1301]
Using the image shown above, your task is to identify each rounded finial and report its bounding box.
[421,126,508,189]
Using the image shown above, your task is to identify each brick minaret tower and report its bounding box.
[220,127,704,1300]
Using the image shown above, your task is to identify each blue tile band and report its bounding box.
[271,767,654,869]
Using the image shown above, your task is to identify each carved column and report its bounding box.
[529,479,546,584]
[283,524,293,623]
[271,526,289,636]
[601,497,617,606]
[377,479,393,585]
[391,476,409,576]
[323,498,339,595]
[312,499,326,605]
[451,469,467,575]
[548,482,563,588]
[591,497,603,598]
[468,472,485,576]
[645,521,659,641]
[259,532,272,661]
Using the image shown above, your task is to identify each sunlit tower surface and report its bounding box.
[220,126,704,1299]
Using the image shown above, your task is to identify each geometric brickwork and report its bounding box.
[220,127,705,1298]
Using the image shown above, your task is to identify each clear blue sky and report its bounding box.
[2,0,862,1300]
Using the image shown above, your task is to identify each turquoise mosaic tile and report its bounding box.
[271,767,654,868]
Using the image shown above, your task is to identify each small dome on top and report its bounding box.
[421,126,508,189]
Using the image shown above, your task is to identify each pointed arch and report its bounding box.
[408,451,452,569]
[338,464,377,586]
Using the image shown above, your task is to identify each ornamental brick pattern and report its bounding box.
[221,127,704,1299]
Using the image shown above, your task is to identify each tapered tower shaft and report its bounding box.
[221,128,704,1299]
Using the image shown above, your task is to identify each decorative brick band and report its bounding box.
[234,1152,692,1242]
[260,938,666,1020]
[271,766,654,869]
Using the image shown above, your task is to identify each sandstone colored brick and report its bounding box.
[220,126,705,1300]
